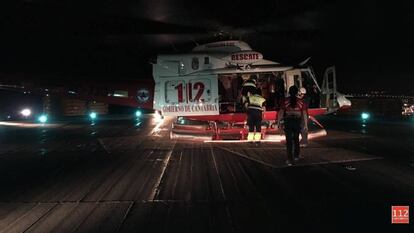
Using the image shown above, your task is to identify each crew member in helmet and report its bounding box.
[245,88,266,142]
[277,86,307,165]
[241,74,258,109]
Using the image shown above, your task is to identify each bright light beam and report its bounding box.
[154,111,163,122]
[20,108,31,117]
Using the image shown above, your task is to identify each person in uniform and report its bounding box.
[245,88,266,142]
[298,87,309,147]
[241,74,258,109]
[277,86,307,165]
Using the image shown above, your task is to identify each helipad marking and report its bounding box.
[216,146,383,169]
[290,157,383,168]
[148,140,177,200]
[217,146,279,169]
[97,138,111,154]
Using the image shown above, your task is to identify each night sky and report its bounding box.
[1,0,414,93]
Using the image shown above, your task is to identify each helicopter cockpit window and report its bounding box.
[191,57,199,70]
[178,61,186,75]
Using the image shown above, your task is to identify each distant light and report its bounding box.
[89,112,97,120]
[135,110,142,117]
[20,108,31,117]
[38,115,48,123]
[361,112,370,120]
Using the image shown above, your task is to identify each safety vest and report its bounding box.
[248,94,266,111]
[283,98,304,118]
[243,79,256,88]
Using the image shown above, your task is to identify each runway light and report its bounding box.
[89,112,97,120]
[38,115,48,123]
[20,108,31,117]
[361,112,370,120]
[135,110,142,117]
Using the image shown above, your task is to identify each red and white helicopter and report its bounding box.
[1,40,350,141]
[150,40,351,141]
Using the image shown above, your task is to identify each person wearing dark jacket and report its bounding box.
[277,86,308,166]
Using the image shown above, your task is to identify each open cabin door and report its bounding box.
[285,69,302,95]
[155,74,219,116]
[321,66,338,112]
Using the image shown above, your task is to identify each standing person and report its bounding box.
[298,87,309,148]
[277,86,307,166]
[246,88,266,143]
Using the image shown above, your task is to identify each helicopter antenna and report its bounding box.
[299,57,311,66]
[191,39,200,47]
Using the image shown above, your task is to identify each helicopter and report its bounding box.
[152,40,351,141]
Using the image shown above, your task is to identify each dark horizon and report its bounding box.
[1,1,414,93]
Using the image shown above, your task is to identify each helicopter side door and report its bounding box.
[320,66,338,112]
[285,69,302,95]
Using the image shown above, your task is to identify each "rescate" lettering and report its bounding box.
[231,53,259,61]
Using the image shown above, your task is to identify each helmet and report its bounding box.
[288,86,299,97]
[249,74,258,83]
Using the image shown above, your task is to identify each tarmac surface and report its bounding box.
[0,114,413,233]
